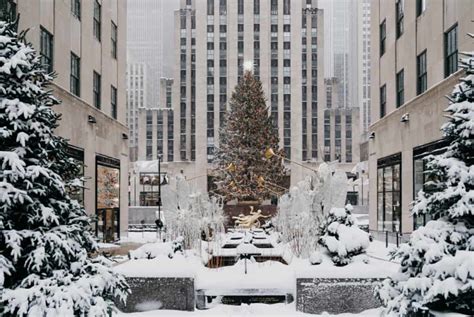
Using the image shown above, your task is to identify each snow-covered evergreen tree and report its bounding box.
[214,68,287,202]
[378,51,474,315]
[318,205,370,266]
[0,20,128,316]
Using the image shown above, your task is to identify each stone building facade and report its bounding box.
[368,0,473,239]
[13,0,129,241]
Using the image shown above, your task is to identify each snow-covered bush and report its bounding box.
[128,237,184,260]
[319,205,370,266]
[377,52,474,316]
[162,174,226,250]
[0,21,128,316]
[273,163,348,258]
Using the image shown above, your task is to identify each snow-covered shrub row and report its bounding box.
[319,205,371,266]
[377,52,474,316]
[273,163,348,258]
[128,237,184,260]
[162,174,226,250]
[0,21,128,316]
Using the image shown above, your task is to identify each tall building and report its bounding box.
[127,62,148,161]
[318,0,357,109]
[357,0,371,137]
[318,0,371,141]
[10,0,129,241]
[368,0,473,240]
[126,0,179,162]
[170,0,326,191]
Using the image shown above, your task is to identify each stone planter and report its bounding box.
[296,277,383,315]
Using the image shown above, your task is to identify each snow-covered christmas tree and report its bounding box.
[378,51,474,315]
[318,205,370,266]
[214,65,287,202]
[0,20,128,316]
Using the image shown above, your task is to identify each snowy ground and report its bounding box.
[116,303,382,316]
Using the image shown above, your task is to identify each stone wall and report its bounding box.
[296,278,383,315]
[117,277,194,312]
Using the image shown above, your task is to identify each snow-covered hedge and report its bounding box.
[319,205,370,266]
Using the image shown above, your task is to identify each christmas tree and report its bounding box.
[378,51,474,315]
[0,20,128,316]
[214,66,287,201]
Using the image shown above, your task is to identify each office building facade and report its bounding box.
[368,0,473,239]
[11,0,129,241]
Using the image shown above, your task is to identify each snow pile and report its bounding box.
[319,205,370,266]
[273,163,348,258]
[378,52,474,316]
[128,237,183,260]
[114,253,198,279]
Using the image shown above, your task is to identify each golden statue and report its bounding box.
[232,206,271,229]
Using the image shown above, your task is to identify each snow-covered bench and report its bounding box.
[195,288,294,309]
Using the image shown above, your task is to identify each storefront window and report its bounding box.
[377,153,401,232]
[96,156,120,242]
[413,140,448,229]
[66,146,84,206]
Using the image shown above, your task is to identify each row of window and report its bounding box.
[41,1,117,70]
[379,25,457,118]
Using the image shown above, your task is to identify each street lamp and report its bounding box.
[155,154,164,241]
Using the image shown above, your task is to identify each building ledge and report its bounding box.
[369,69,464,131]
[51,82,129,132]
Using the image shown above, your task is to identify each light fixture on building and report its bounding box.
[88,115,97,124]
[122,133,129,140]
[400,113,410,123]
[369,132,375,140]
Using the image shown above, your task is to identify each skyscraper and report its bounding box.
[172,0,326,190]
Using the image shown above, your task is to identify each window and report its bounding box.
[283,0,290,15]
[413,140,449,229]
[70,53,80,97]
[93,71,101,109]
[417,50,427,95]
[416,0,426,17]
[238,0,243,15]
[207,0,214,15]
[377,154,402,232]
[40,27,53,73]
[71,0,81,19]
[380,20,386,56]
[93,0,101,41]
[380,84,386,118]
[396,69,404,108]
[254,0,260,15]
[111,22,117,59]
[445,24,458,77]
[111,85,117,119]
[396,0,404,38]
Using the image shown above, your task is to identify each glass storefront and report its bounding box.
[377,153,401,232]
[96,156,120,242]
[413,139,448,229]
